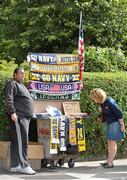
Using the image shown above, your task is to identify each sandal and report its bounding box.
[104,164,114,168]
[100,162,108,166]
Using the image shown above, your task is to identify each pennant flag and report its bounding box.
[30,91,80,100]
[27,53,79,64]
[78,11,84,81]
[76,117,86,152]
[29,71,80,82]
[59,116,68,151]
[28,81,82,94]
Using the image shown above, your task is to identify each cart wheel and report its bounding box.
[50,160,57,169]
[58,158,64,167]
[41,159,47,168]
[50,161,54,169]
[68,159,75,168]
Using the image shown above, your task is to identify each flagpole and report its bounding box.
[78,11,84,82]
[79,11,82,38]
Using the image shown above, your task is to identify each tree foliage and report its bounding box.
[0,0,127,64]
[85,46,127,72]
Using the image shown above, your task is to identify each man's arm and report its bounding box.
[4,81,17,121]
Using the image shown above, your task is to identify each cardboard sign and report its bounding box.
[27,53,79,64]
[62,101,81,116]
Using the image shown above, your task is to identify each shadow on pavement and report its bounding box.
[1,164,127,179]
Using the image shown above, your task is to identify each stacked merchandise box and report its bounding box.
[0,142,44,171]
[27,53,86,168]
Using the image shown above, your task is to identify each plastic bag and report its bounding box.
[46,105,62,117]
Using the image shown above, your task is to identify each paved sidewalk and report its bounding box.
[0,158,127,180]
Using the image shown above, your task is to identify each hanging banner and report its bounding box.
[50,117,58,154]
[27,53,79,64]
[68,116,77,145]
[28,81,81,94]
[30,91,80,100]
[30,61,79,74]
[76,117,86,152]
[29,71,80,82]
[50,142,58,155]
[50,117,59,144]
[59,116,68,151]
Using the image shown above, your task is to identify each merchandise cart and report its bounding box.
[27,53,87,168]
[33,100,87,169]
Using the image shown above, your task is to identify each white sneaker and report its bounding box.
[20,166,36,175]
[10,164,22,172]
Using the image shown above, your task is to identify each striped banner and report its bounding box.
[30,91,80,100]
[27,53,79,64]
[68,116,77,145]
[50,117,59,144]
[59,116,68,151]
[30,61,79,74]
[28,81,82,94]
[76,117,86,152]
[29,71,80,82]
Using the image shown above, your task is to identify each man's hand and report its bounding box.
[11,113,17,122]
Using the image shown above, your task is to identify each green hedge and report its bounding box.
[80,72,127,159]
[0,63,127,159]
[85,47,127,72]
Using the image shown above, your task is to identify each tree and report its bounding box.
[0,0,127,64]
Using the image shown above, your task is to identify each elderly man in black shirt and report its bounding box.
[4,67,36,175]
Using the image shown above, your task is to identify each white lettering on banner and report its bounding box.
[41,56,54,63]
[31,64,38,70]
[31,54,37,61]
[38,55,42,62]
[37,84,50,91]
[61,138,65,146]
[61,56,78,62]
[60,121,65,137]
[61,85,72,91]
[42,74,50,81]
[60,117,66,151]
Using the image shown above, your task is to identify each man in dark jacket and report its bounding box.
[4,67,36,175]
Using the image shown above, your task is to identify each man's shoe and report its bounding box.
[20,166,36,175]
[10,164,22,172]
[100,162,108,166]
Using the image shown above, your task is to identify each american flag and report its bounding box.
[78,11,84,81]
[50,84,61,92]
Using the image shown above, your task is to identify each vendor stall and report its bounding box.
[27,53,87,168]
